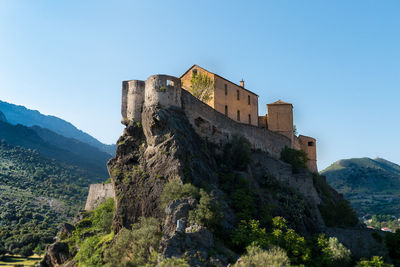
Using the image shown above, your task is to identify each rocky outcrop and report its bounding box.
[38,242,71,267]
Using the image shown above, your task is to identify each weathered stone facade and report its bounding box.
[181,65,259,127]
[121,66,318,172]
[84,183,115,210]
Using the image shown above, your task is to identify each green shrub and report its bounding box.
[159,257,190,267]
[224,135,251,171]
[161,179,198,208]
[280,147,308,173]
[232,219,269,249]
[385,231,400,260]
[189,189,223,229]
[75,235,103,267]
[235,245,290,267]
[91,197,114,233]
[318,199,358,227]
[356,256,393,267]
[104,217,161,267]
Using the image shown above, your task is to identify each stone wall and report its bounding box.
[85,183,115,211]
[181,90,291,159]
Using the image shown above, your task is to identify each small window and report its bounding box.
[237,90,240,100]
[248,95,250,105]
[166,80,173,86]
[224,84,228,95]
[225,105,228,116]
[248,114,251,124]
[237,110,240,121]
[192,69,198,76]
[308,141,314,147]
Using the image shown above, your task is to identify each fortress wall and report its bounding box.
[181,90,291,159]
[122,80,145,125]
[144,75,182,109]
[85,183,115,211]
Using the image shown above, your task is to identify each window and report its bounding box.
[237,110,240,121]
[224,84,228,95]
[248,114,251,124]
[308,141,314,147]
[248,95,251,105]
[237,90,240,100]
[192,69,198,76]
[225,105,228,116]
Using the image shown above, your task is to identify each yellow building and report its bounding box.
[181,65,259,126]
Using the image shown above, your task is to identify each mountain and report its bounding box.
[321,157,400,216]
[0,111,7,122]
[0,120,109,179]
[0,141,99,256]
[0,100,116,155]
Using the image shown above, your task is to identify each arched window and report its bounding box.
[248,114,251,124]
[237,110,240,121]
[224,84,228,95]
[225,105,228,116]
[237,90,240,100]
[248,95,251,105]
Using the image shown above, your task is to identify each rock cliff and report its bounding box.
[39,103,388,266]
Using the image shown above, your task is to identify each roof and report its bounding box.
[181,64,258,97]
[268,99,292,106]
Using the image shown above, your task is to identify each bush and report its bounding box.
[189,189,223,229]
[160,179,198,208]
[356,256,393,267]
[280,147,308,173]
[75,235,103,267]
[104,217,161,267]
[91,197,114,233]
[385,231,400,260]
[159,257,190,267]
[318,200,358,227]
[235,245,290,267]
[224,135,251,171]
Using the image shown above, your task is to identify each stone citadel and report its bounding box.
[122,64,317,172]
[86,64,318,210]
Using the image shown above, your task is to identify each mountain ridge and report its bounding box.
[321,157,400,216]
[0,100,116,155]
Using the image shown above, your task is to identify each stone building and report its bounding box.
[181,65,259,126]
[121,65,318,172]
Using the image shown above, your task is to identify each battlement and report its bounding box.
[122,71,318,171]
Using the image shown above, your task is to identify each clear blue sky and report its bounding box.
[0,0,399,170]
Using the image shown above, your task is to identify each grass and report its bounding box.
[0,255,42,266]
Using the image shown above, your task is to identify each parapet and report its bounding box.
[121,75,182,125]
[85,183,115,210]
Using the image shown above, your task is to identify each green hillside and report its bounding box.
[321,157,400,216]
[0,141,97,256]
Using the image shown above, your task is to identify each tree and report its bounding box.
[189,72,214,102]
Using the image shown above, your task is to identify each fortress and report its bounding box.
[86,64,318,210]
[121,65,317,172]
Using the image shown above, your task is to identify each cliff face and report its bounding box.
[106,104,330,265]
[39,100,389,266]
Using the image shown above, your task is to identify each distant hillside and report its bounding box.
[0,120,109,179]
[0,141,98,255]
[321,157,400,216]
[0,100,116,155]
[0,111,6,122]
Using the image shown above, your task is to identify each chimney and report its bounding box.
[240,79,244,88]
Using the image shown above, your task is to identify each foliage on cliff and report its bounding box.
[189,72,214,102]
[0,141,101,257]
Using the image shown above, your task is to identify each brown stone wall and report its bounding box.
[182,90,290,159]
[267,103,294,141]
[181,65,258,126]
[298,135,318,172]
[213,76,258,126]
[85,183,115,210]
[181,66,215,108]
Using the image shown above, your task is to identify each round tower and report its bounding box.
[144,75,182,109]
